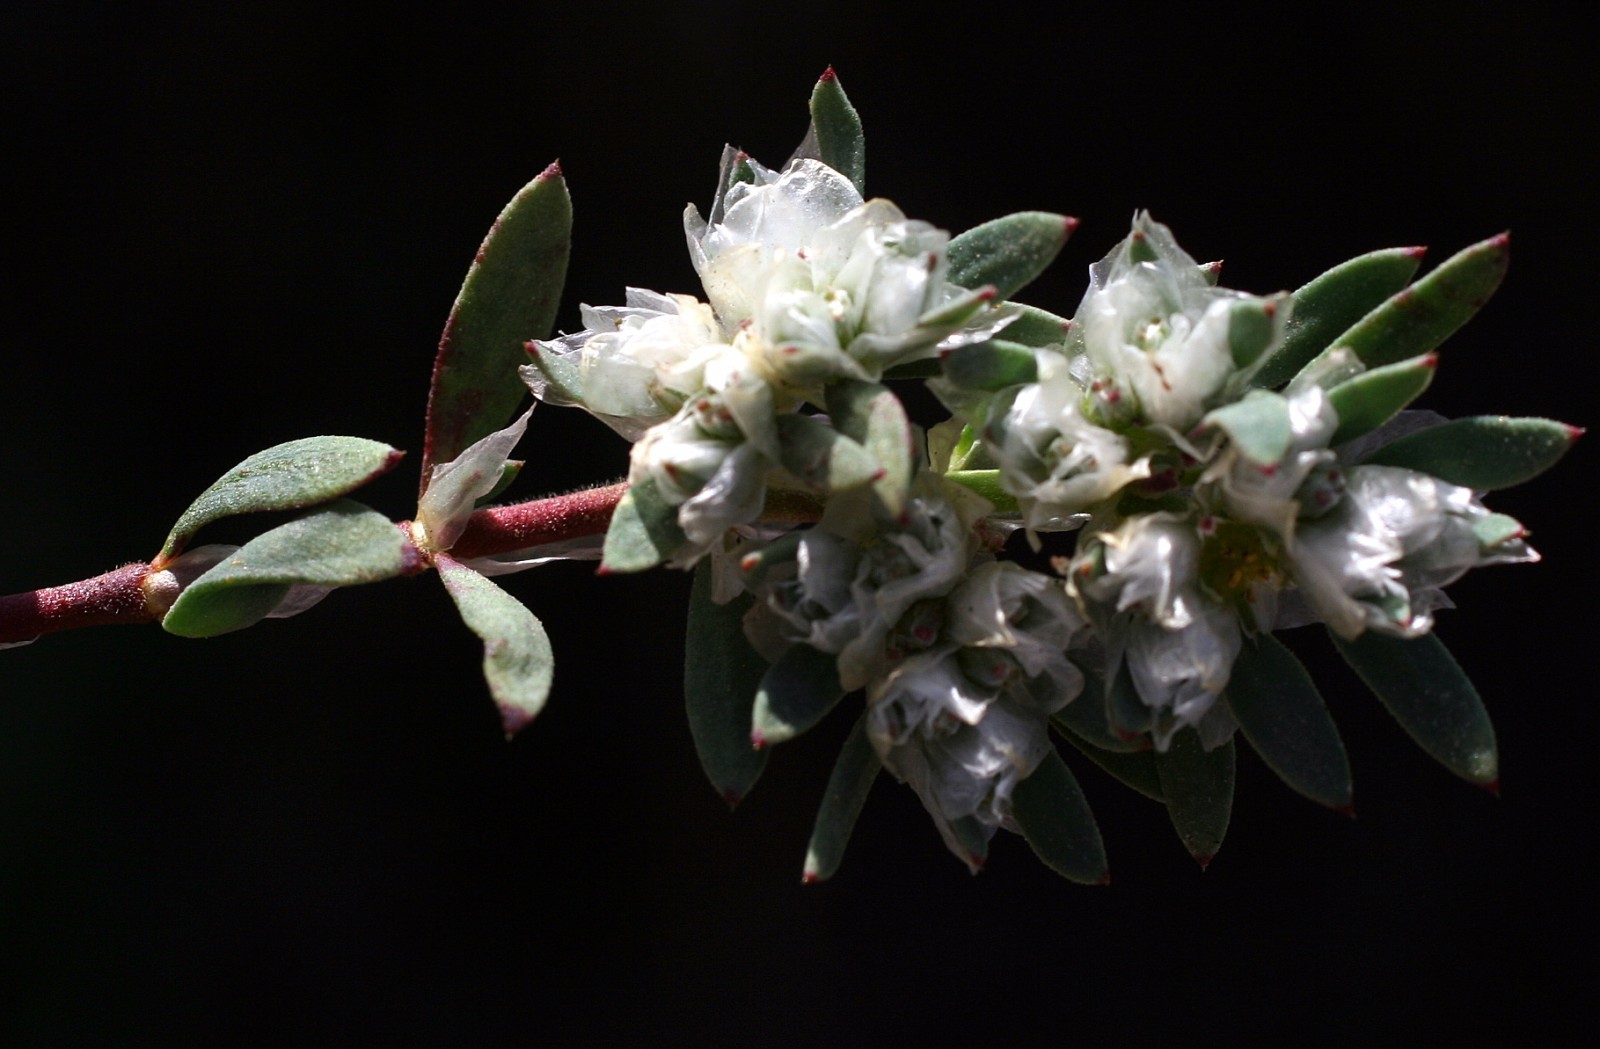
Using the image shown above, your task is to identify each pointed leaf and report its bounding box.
[1331,630,1497,786]
[1011,748,1110,884]
[802,713,880,884]
[824,380,914,518]
[1107,662,1154,740]
[436,554,553,736]
[996,302,1071,348]
[685,560,771,806]
[1202,389,1293,466]
[1228,295,1288,370]
[1055,728,1165,802]
[791,68,865,194]
[476,460,524,508]
[161,436,403,560]
[1254,246,1425,388]
[1327,353,1438,445]
[162,500,414,638]
[775,414,880,493]
[751,643,845,748]
[1298,233,1509,380]
[1224,634,1352,810]
[1155,732,1235,869]
[422,164,571,487]
[947,212,1075,301]
[939,339,1039,392]
[600,478,684,574]
[1050,664,1144,753]
[1361,415,1582,489]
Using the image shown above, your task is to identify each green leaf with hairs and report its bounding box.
[1327,353,1438,445]
[422,165,571,487]
[600,477,684,574]
[1254,246,1425,388]
[751,643,845,748]
[791,68,865,194]
[775,414,880,493]
[947,212,1075,301]
[1225,634,1352,810]
[1202,390,1292,466]
[802,714,880,884]
[1331,630,1498,787]
[1155,733,1235,869]
[1011,748,1110,884]
[825,380,914,518]
[685,559,770,806]
[162,436,403,560]
[436,554,553,737]
[1362,416,1582,489]
[1054,723,1164,801]
[163,499,413,638]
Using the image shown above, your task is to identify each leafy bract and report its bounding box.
[1225,634,1352,810]
[685,560,771,805]
[1011,749,1110,884]
[1362,416,1581,489]
[437,554,554,736]
[1155,733,1236,869]
[946,212,1075,301]
[802,714,880,884]
[161,437,402,560]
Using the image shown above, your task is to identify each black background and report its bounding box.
[2,3,1595,1045]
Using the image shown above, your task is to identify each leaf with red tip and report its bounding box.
[789,68,865,194]
[1053,722,1164,801]
[1254,246,1425,389]
[751,643,845,747]
[421,165,571,489]
[1051,664,1146,753]
[1361,415,1581,489]
[1224,634,1353,811]
[1011,748,1110,885]
[994,302,1072,348]
[824,379,914,518]
[802,713,880,883]
[1297,234,1509,381]
[1326,353,1439,445]
[685,559,770,806]
[436,553,554,737]
[947,212,1076,301]
[161,436,404,560]
[1155,732,1235,868]
[1330,629,1498,786]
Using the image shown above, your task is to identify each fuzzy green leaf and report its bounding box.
[1361,415,1582,489]
[775,414,880,493]
[1327,353,1439,445]
[793,69,865,194]
[802,714,880,884]
[1331,630,1498,786]
[996,303,1071,347]
[939,339,1039,392]
[1155,733,1236,869]
[1299,234,1509,381]
[422,165,571,486]
[947,212,1074,301]
[1253,246,1426,389]
[600,478,684,574]
[1202,390,1292,466]
[824,380,914,518]
[161,437,403,559]
[162,500,413,638]
[1225,634,1352,810]
[1055,727,1165,802]
[1011,749,1110,884]
[1228,296,1286,370]
[751,643,845,748]
[685,560,771,806]
[436,554,553,737]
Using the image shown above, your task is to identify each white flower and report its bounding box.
[1290,465,1538,639]
[1073,212,1286,431]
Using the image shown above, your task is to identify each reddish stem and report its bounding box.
[449,482,627,560]
[0,563,156,644]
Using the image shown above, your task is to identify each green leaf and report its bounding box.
[1055,728,1165,802]
[475,460,524,508]
[1253,246,1425,389]
[1331,630,1498,786]
[996,303,1071,347]
[436,554,554,736]
[1297,233,1510,380]
[685,559,771,806]
[1050,664,1144,753]
[1326,353,1438,445]
[939,339,1039,392]
[1361,415,1582,489]
[161,436,403,560]
[774,414,880,493]
[1107,663,1154,740]
[794,68,865,194]
[1011,748,1110,884]
[521,339,585,405]
[941,470,1018,514]
[421,164,571,487]
[1228,296,1287,370]
[162,499,414,638]
[600,478,684,574]
[1202,389,1292,466]
[947,815,991,872]
[946,212,1075,301]
[751,643,845,748]
[802,714,880,884]
[1224,634,1352,811]
[1155,732,1235,869]
[824,380,914,519]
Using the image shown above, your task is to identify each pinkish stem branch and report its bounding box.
[0,563,157,645]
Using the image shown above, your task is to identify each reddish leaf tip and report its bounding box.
[751,731,767,751]
[1333,804,1357,821]
[1401,245,1428,259]
[1488,230,1511,249]
[1194,853,1214,872]
[1096,871,1112,887]
[499,709,535,737]
[1062,215,1081,234]
[721,788,745,811]
[595,564,613,577]
[1564,424,1586,443]
[976,287,998,302]
[801,870,821,885]
[1480,778,1502,798]
[537,160,563,180]
[819,66,837,82]
[1420,352,1440,370]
